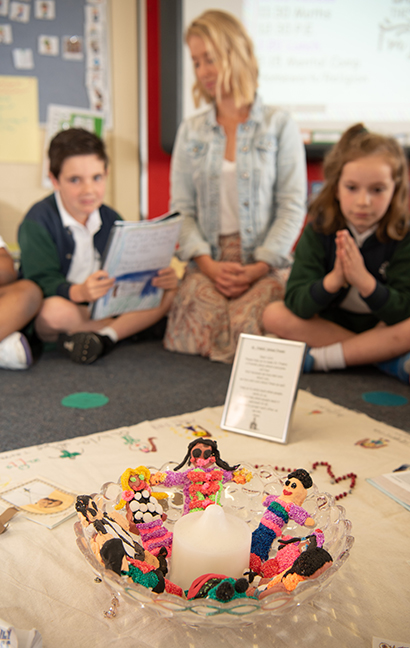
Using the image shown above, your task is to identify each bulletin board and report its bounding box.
[0,0,110,125]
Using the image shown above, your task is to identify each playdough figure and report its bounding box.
[259,533,333,594]
[250,469,315,562]
[76,494,162,575]
[250,529,324,578]
[187,573,253,602]
[150,438,252,515]
[115,466,173,557]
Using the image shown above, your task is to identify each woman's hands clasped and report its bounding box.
[195,255,269,298]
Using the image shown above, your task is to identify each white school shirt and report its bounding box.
[219,159,239,236]
[0,235,6,249]
[55,191,102,284]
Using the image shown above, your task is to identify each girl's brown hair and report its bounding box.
[186,10,258,109]
[309,123,409,241]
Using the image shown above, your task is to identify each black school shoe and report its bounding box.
[57,332,115,365]
[130,316,168,343]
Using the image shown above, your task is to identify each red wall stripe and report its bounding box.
[146,0,172,219]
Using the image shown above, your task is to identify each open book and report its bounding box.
[367,467,410,512]
[91,212,182,319]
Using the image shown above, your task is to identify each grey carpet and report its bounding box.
[0,339,409,453]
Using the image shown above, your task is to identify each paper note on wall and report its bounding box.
[0,75,40,163]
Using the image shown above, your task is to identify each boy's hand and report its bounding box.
[151,267,178,291]
[70,270,115,303]
[336,229,376,297]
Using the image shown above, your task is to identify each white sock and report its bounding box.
[310,343,346,372]
[98,326,119,343]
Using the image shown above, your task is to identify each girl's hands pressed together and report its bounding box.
[335,229,376,297]
[323,235,347,293]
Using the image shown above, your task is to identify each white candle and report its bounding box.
[169,504,251,591]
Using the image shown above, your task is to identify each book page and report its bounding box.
[92,215,182,319]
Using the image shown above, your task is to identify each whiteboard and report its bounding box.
[182,0,410,143]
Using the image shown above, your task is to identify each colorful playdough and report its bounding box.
[150,438,252,514]
[76,445,341,606]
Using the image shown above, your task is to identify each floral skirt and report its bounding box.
[164,234,288,363]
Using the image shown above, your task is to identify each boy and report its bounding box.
[18,128,177,364]
[0,235,42,370]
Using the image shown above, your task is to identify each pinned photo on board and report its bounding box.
[0,0,10,18]
[38,34,59,56]
[12,47,34,69]
[34,0,56,21]
[0,23,12,43]
[62,35,84,61]
[9,1,30,23]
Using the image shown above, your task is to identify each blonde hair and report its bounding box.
[115,466,166,510]
[186,10,258,108]
[309,123,409,241]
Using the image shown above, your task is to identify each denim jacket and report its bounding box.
[170,94,307,267]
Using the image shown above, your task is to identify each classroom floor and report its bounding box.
[1,339,409,453]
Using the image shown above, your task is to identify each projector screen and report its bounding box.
[182,0,410,146]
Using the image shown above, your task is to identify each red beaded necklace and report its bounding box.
[267,461,357,501]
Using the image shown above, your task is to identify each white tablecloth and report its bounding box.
[0,390,409,648]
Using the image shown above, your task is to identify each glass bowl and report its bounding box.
[74,463,354,627]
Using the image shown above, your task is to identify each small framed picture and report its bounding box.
[221,334,306,444]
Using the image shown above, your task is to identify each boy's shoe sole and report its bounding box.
[57,332,105,365]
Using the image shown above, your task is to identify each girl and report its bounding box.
[263,123,410,384]
[163,10,306,363]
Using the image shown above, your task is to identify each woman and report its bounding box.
[164,10,307,362]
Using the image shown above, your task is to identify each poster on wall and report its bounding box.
[0,75,40,163]
[42,103,104,187]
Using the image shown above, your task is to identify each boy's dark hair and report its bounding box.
[48,128,108,179]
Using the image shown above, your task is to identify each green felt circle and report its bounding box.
[61,392,109,409]
[361,391,408,407]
